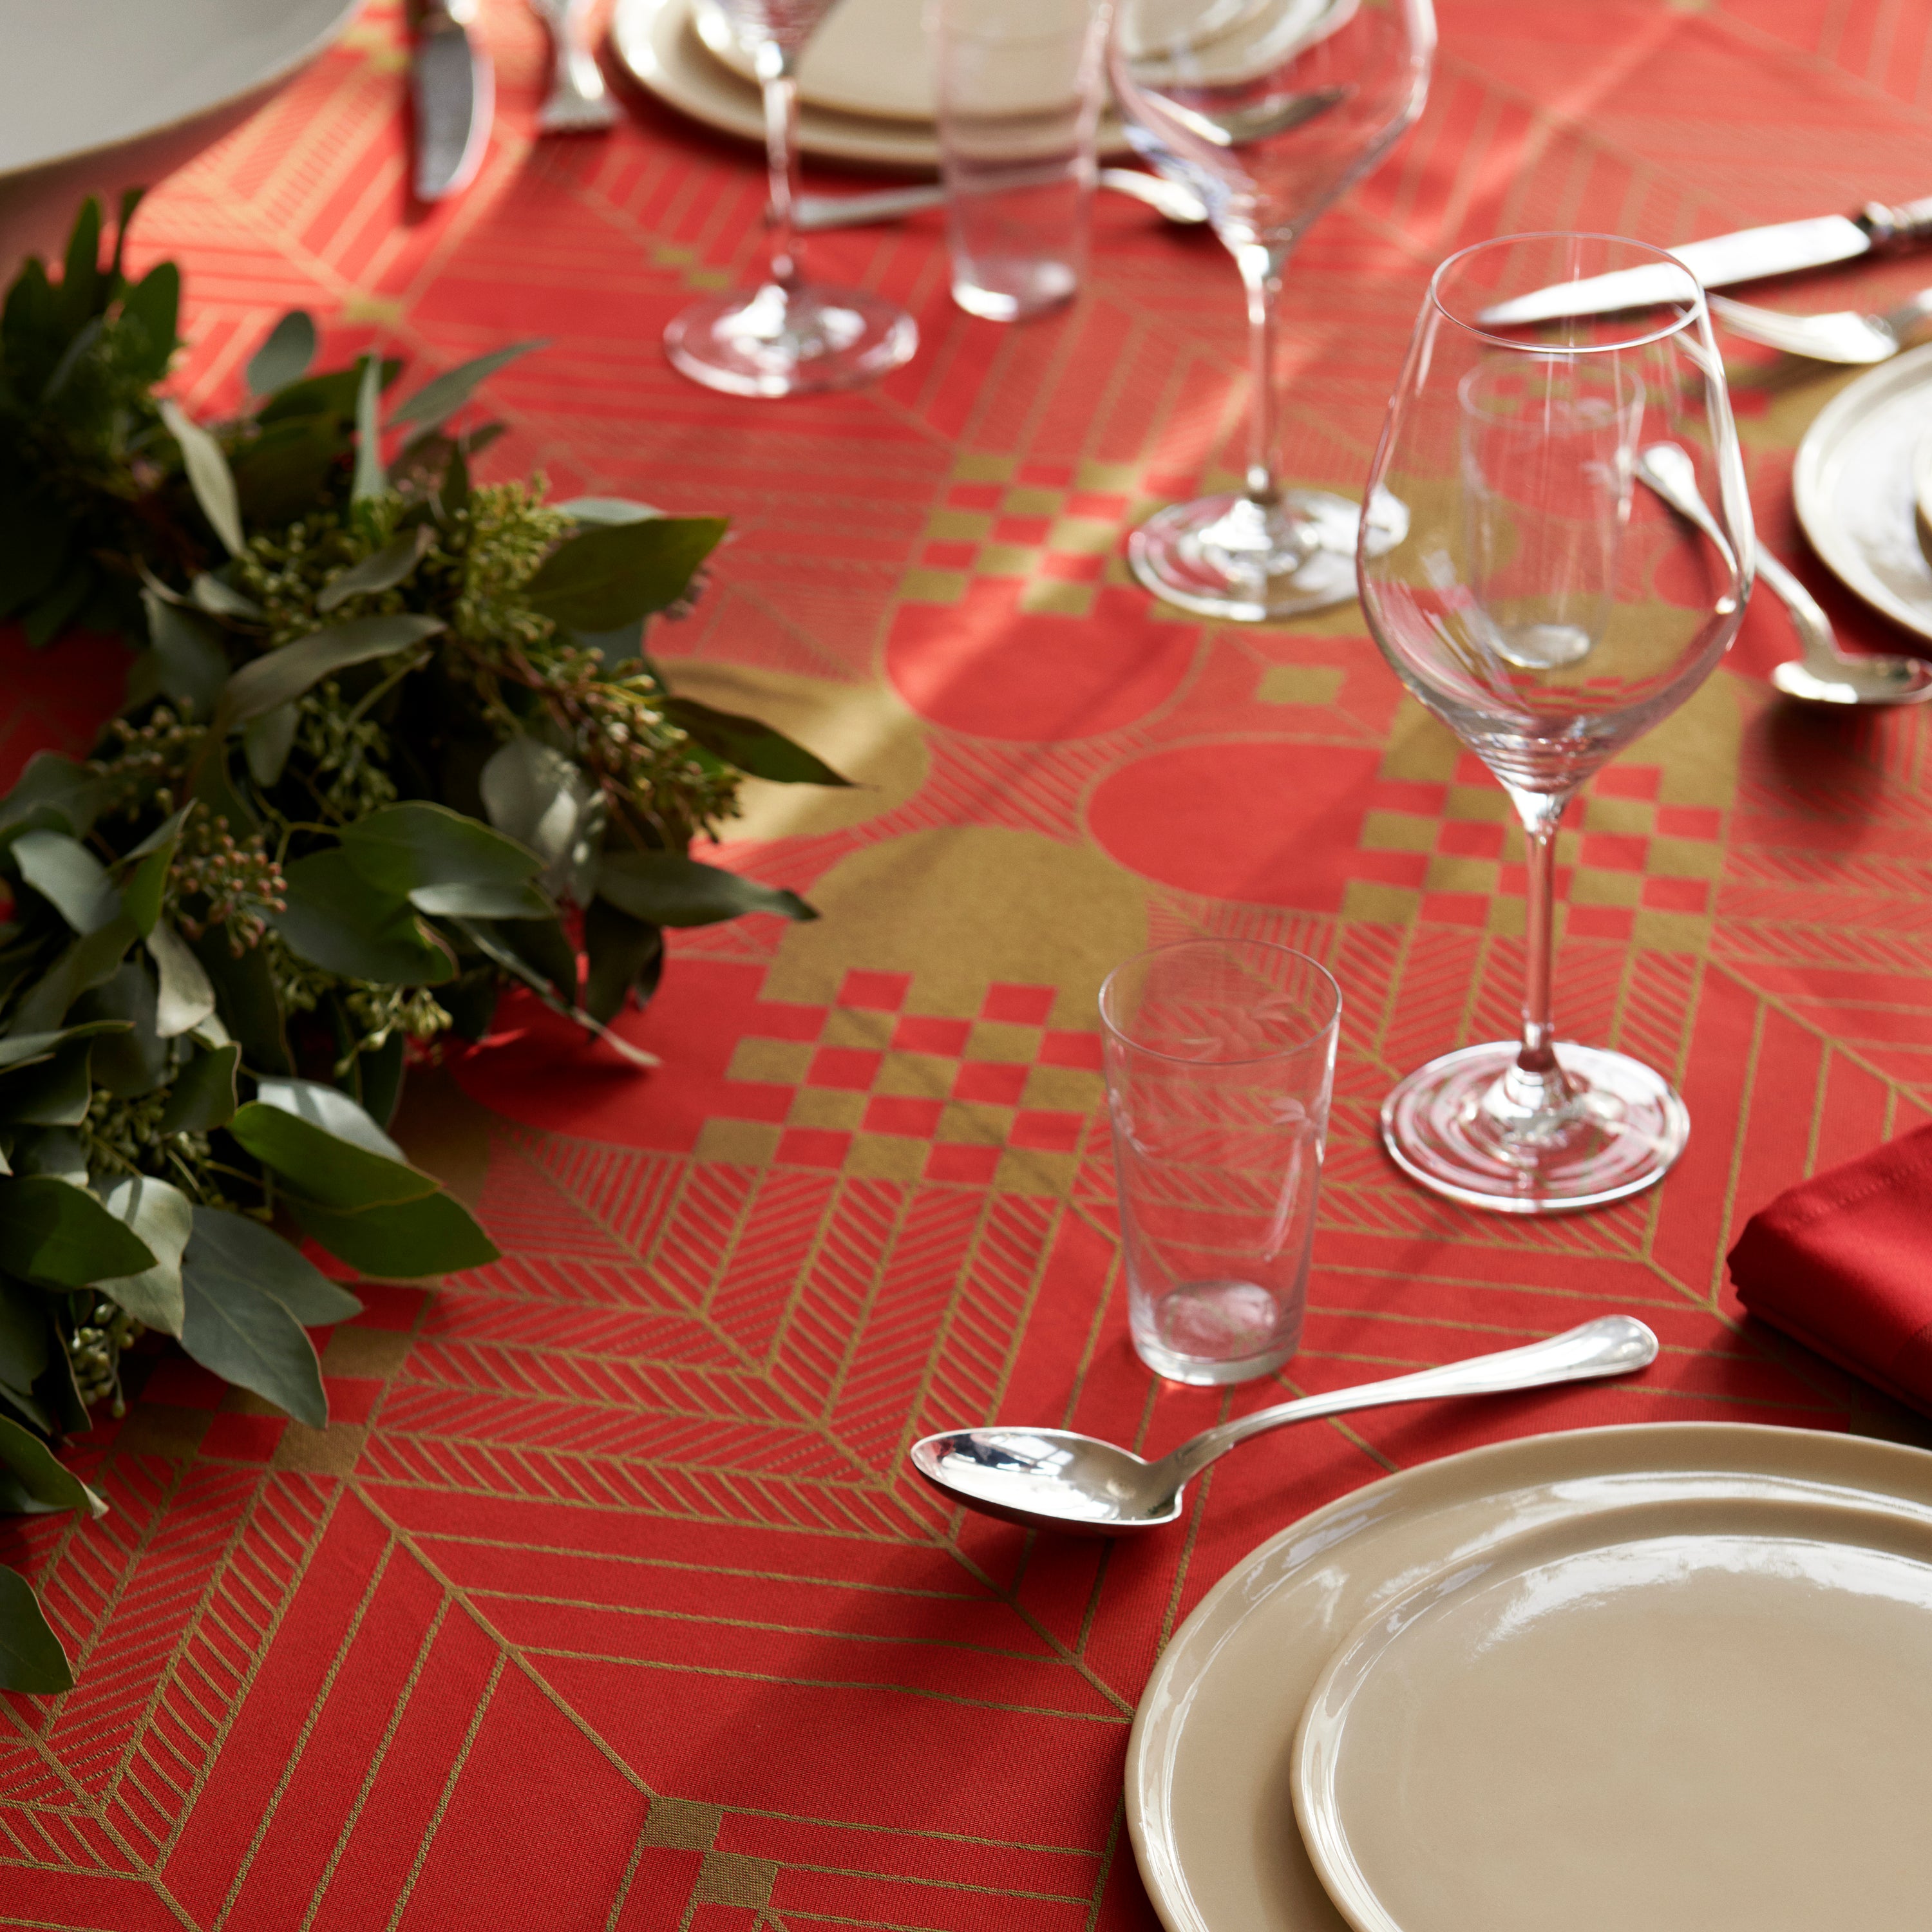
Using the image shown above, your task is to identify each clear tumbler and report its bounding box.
[1100,939,1340,1385]
[934,0,1107,321]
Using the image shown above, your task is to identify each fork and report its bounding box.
[1709,286,1932,365]
[529,0,620,132]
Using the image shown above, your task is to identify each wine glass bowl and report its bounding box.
[663,0,917,397]
[1108,0,1434,619]
[1359,233,1753,1213]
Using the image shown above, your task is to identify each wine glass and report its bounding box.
[1359,232,1754,1213]
[663,0,918,398]
[1107,0,1434,620]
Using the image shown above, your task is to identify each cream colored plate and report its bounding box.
[693,0,934,122]
[609,0,940,167]
[1124,1424,1932,1932]
[1294,1492,1932,1932]
[1792,341,1932,643]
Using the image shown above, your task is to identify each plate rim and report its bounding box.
[1124,1419,1932,1932]
[1792,339,1932,645]
[1288,1482,1932,1932]
[610,0,942,168]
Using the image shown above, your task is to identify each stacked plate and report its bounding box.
[1130,1423,1932,1932]
[609,0,1126,168]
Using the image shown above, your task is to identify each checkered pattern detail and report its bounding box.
[1357,753,1725,948]
[698,969,1106,1191]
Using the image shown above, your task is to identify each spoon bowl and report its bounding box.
[911,1315,1658,1535]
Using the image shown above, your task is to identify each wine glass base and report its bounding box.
[665,282,917,399]
[1128,487,1409,621]
[1380,1041,1690,1215]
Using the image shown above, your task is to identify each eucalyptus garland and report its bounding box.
[0,198,843,1690]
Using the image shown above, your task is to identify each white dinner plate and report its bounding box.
[1124,1423,1932,1932]
[611,0,942,167]
[1792,341,1932,644]
[1293,1492,1932,1932]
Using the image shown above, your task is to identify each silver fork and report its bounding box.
[1709,286,1932,365]
[529,0,620,132]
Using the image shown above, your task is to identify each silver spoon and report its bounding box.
[793,167,1208,234]
[910,1314,1656,1536]
[1709,287,1932,365]
[1636,441,1932,706]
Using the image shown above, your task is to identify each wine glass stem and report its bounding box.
[1234,242,1284,504]
[755,40,804,290]
[1515,789,1569,1077]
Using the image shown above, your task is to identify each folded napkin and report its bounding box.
[1729,1124,1932,1414]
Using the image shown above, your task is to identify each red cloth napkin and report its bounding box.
[1729,1124,1932,1415]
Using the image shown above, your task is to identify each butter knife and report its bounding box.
[413,0,495,202]
[1479,196,1932,327]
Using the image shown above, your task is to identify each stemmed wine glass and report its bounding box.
[1359,232,1753,1213]
[1107,0,1434,620]
[663,0,918,397]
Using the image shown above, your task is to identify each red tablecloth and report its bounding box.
[6,1,1932,1925]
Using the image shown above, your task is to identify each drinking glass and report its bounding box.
[1106,0,1434,620]
[936,0,1107,321]
[1359,232,1754,1213]
[1101,939,1340,1385]
[663,0,918,397]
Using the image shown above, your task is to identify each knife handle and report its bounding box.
[1861,196,1932,248]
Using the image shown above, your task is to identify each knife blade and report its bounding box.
[413,0,494,202]
[1478,196,1932,327]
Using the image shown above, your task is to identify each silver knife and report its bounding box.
[1479,196,1932,327]
[413,0,495,202]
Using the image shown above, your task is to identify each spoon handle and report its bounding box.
[1159,1316,1657,1488]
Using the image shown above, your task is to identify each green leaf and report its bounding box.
[257,355,399,426]
[254,1072,408,1160]
[558,497,658,526]
[231,413,346,527]
[274,850,457,985]
[57,198,102,334]
[246,310,316,395]
[159,1041,240,1133]
[71,960,167,1097]
[0,754,101,838]
[352,348,384,504]
[118,803,194,937]
[242,701,298,787]
[0,1023,122,1077]
[120,260,180,378]
[10,832,120,935]
[11,1130,84,1182]
[177,1209,334,1426]
[216,614,444,729]
[338,800,542,895]
[351,1028,407,1132]
[158,397,244,557]
[286,1188,499,1277]
[189,572,263,621]
[0,1039,102,1127]
[477,737,600,900]
[524,516,727,631]
[147,922,216,1038]
[144,591,230,715]
[96,1175,193,1337]
[0,1276,50,1409]
[316,527,431,614]
[8,915,138,1035]
[595,851,817,929]
[661,696,853,787]
[0,1175,156,1289]
[0,1412,103,1518]
[469,913,578,1004]
[189,931,289,1074]
[189,743,259,836]
[389,339,547,433]
[0,1564,73,1693]
[229,1084,433,1212]
[0,491,73,623]
[185,1207,363,1329]
[583,896,663,1024]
